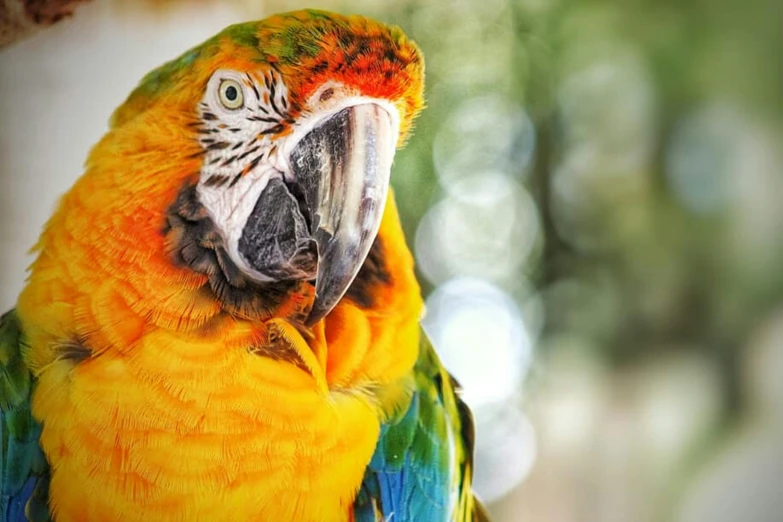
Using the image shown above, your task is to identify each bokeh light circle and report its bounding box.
[433,95,535,190]
[666,103,746,214]
[473,406,537,502]
[414,174,540,286]
[422,278,533,409]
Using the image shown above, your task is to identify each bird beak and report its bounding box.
[288,104,396,326]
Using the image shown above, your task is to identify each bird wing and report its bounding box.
[354,333,490,522]
[0,311,49,522]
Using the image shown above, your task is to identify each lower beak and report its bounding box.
[289,104,396,326]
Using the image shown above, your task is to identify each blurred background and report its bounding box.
[1,0,782,520]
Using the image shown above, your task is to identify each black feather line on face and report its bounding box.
[244,153,265,171]
[259,124,285,136]
[248,116,281,123]
[269,93,284,118]
[237,145,261,161]
[206,141,231,151]
[204,174,230,188]
[220,155,239,167]
[228,173,243,188]
[247,73,261,101]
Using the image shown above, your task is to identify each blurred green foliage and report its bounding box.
[343,0,783,418]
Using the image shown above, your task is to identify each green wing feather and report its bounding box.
[0,311,49,522]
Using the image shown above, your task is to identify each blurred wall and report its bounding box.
[0,0,252,309]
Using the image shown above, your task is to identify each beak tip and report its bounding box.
[304,301,329,327]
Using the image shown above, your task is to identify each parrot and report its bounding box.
[0,9,490,522]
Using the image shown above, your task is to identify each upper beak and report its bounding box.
[289,103,396,326]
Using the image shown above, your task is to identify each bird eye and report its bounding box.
[218,79,244,110]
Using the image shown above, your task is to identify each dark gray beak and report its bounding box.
[289,104,396,326]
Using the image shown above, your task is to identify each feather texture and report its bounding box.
[354,336,487,521]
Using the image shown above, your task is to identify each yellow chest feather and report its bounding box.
[31,323,383,522]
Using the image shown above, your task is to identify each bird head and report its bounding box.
[72,9,425,332]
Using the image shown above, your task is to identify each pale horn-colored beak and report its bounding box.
[288,103,396,326]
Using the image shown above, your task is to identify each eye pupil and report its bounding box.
[218,79,243,109]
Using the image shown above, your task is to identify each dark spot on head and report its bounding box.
[319,88,335,102]
[344,51,358,67]
[311,61,329,75]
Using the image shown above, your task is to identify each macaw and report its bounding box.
[0,9,489,522]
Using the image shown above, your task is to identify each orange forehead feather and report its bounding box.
[112,9,424,141]
[255,10,425,140]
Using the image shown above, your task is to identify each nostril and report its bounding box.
[319,88,335,102]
